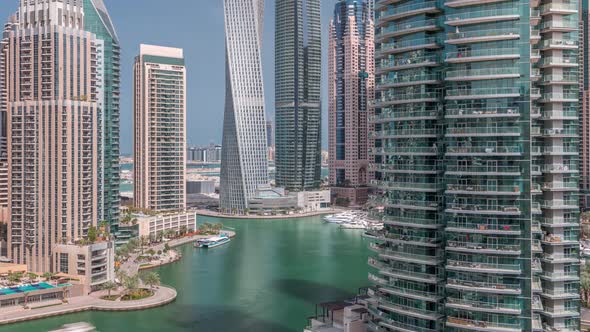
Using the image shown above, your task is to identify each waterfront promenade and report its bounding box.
[0,286,177,326]
[196,209,337,220]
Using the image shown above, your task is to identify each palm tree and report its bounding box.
[140,272,160,289]
[41,272,54,281]
[27,273,38,281]
[102,281,118,297]
[123,275,139,295]
[115,270,127,285]
[139,236,150,254]
[582,264,590,304]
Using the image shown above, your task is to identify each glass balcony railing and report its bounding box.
[446,145,521,155]
[377,19,439,38]
[445,7,518,23]
[542,253,579,261]
[376,91,441,104]
[373,296,440,317]
[540,2,578,14]
[370,109,439,121]
[446,222,520,232]
[445,164,520,174]
[367,310,437,332]
[446,203,521,214]
[445,106,519,117]
[448,278,521,292]
[446,87,521,98]
[446,317,521,331]
[371,180,439,191]
[378,37,441,54]
[378,73,441,87]
[373,197,440,209]
[542,146,578,154]
[370,128,438,138]
[445,184,521,194]
[541,19,578,30]
[447,241,520,252]
[446,126,520,136]
[370,163,440,173]
[447,259,521,272]
[369,273,441,297]
[542,181,578,190]
[369,146,438,155]
[447,28,519,41]
[446,297,521,312]
[368,258,442,282]
[541,39,578,49]
[540,56,578,66]
[377,1,440,21]
[377,55,439,71]
[542,110,578,119]
[540,217,579,225]
[445,47,519,61]
[446,67,519,79]
[541,199,578,208]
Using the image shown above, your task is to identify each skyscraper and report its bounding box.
[6,0,102,272]
[580,0,590,207]
[328,0,374,206]
[275,0,322,192]
[368,0,580,331]
[133,44,186,212]
[220,0,269,213]
[83,0,121,229]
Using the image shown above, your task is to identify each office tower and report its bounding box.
[266,120,274,148]
[275,0,322,191]
[368,0,580,331]
[328,0,374,206]
[220,0,269,213]
[133,44,186,212]
[0,18,15,222]
[83,0,121,229]
[6,0,102,272]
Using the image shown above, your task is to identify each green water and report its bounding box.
[4,216,369,332]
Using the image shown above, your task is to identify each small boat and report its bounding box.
[50,322,96,332]
[323,212,356,224]
[340,222,366,229]
[195,234,231,248]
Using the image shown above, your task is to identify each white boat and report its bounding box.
[50,323,96,332]
[323,212,356,224]
[340,221,367,229]
[195,234,231,248]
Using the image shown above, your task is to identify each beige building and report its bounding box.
[53,240,115,294]
[296,190,331,213]
[136,211,196,238]
[6,0,101,273]
[133,44,186,212]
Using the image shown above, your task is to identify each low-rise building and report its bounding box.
[248,186,298,214]
[136,211,197,238]
[0,262,27,275]
[53,241,115,294]
[305,302,369,332]
[296,190,331,213]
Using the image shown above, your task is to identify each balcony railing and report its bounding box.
[447,28,519,41]
[446,67,519,79]
[445,47,519,61]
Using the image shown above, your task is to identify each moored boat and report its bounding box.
[195,234,231,248]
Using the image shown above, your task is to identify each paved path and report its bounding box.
[196,209,337,219]
[0,286,177,326]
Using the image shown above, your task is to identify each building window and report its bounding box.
[59,253,69,274]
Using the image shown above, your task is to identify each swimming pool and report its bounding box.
[0,282,55,296]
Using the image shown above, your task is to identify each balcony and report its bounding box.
[541,253,580,263]
[540,74,578,85]
[445,107,519,119]
[370,128,438,139]
[368,258,441,283]
[540,20,578,33]
[376,19,440,40]
[369,244,443,265]
[377,1,441,25]
[540,3,578,15]
[446,240,521,255]
[445,8,519,26]
[377,37,442,57]
[445,126,521,137]
[446,297,521,314]
[370,109,439,122]
[371,180,439,192]
[377,73,441,89]
[445,183,521,196]
[445,87,521,100]
[540,217,578,226]
[540,39,578,50]
[447,29,520,45]
[541,181,578,191]
[445,203,521,216]
[445,0,511,8]
[372,196,440,211]
[373,91,440,106]
[370,163,439,175]
[445,47,519,63]
[445,164,520,176]
[446,317,521,332]
[445,67,520,81]
[541,146,577,155]
[369,274,442,300]
[540,271,579,281]
[446,145,521,156]
[445,222,521,235]
[540,199,578,210]
[377,55,439,73]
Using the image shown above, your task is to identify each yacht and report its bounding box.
[195,234,231,248]
[323,212,356,224]
[50,323,96,332]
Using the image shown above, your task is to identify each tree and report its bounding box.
[164,243,171,252]
[117,245,130,258]
[123,275,139,294]
[140,272,160,289]
[87,225,98,243]
[582,264,590,305]
[179,225,188,236]
[42,272,54,281]
[102,281,117,297]
[27,273,38,281]
[139,236,150,254]
[8,272,22,284]
[115,270,127,285]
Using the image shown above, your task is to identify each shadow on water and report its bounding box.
[272,278,355,304]
[169,304,295,332]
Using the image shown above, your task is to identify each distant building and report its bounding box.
[266,120,274,148]
[133,44,186,211]
[296,190,331,213]
[247,186,330,215]
[187,180,216,195]
[53,240,115,293]
[328,0,374,207]
[275,0,322,192]
[187,144,222,163]
[135,211,197,238]
[220,0,270,213]
[581,0,590,208]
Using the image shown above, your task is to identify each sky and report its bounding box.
[0,0,340,154]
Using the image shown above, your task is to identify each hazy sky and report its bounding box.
[0,0,339,154]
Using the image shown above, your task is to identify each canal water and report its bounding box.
[3,215,370,332]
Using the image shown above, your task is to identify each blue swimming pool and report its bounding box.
[0,282,55,296]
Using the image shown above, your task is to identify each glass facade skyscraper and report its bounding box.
[83,0,121,230]
[368,0,580,331]
[220,0,269,213]
[275,0,322,192]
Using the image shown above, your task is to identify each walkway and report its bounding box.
[196,209,336,220]
[0,286,177,326]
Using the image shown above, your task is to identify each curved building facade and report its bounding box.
[220,0,269,213]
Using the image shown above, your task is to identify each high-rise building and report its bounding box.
[220,0,269,213]
[328,0,374,206]
[266,120,274,148]
[580,0,590,207]
[0,17,15,223]
[6,0,103,272]
[368,0,580,331]
[274,0,322,192]
[133,44,186,212]
[83,0,121,229]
